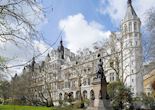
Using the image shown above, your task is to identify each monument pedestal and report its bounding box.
[87,79,113,110]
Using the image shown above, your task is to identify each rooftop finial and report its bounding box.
[60,35,63,44]
[58,35,64,59]
[128,0,132,5]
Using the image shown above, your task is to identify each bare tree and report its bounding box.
[146,7,155,61]
[33,61,54,107]
[93,33,144,85]
[0,56,7,80]
[10,70,35,105]
[0,0,45,46]
[0,80,11,103]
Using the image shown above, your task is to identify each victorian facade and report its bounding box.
[143,69,155,97]
[22,0,143,105]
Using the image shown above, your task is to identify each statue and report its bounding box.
[96,54,109,100]
[96,59,104,79]
[87,54,112,110]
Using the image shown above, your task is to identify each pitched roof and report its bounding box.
[124,0,138,21]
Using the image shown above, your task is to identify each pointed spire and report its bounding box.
[32,57,35,64]
[60,35,63,46]
[47,53,50,58]
[41,61,45,67]
[128,0,132,6]
[124,0,137,21]
[13,73,18,80]
[46,53,51,62]
[58,36,64,59]
[31,57,35,72]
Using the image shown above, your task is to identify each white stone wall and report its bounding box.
[25,1,144,102]
[121,6,143,95]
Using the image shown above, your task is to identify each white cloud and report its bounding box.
[98,0,155,26]
[59,13,111,53]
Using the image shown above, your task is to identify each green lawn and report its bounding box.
[0,105,54,110]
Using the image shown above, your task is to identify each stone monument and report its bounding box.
[87,54,113,110]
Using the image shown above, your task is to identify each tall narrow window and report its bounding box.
[134,22,137,31]
[110,73,114,81]
[132,69,134,73]
[136,41,138,46]
[132,79,134,82]
[88,78,91,85]
[124,24,127,33]
[130,40,133,46]
[129,22,132,32]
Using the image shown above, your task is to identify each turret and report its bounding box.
[121,0,143,96]
[121,0,141,36]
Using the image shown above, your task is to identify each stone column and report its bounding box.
[93,79,106,110]
[87,79,113,110]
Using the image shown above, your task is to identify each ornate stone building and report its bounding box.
[22,0,143,105]
[143,69,155,97]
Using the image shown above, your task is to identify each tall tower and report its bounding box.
[121,0,143,95]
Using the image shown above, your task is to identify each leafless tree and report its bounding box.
[146,7,155,61]
[33,62,54,107]
[0,0,45,46]
[0,56,7,80]
[92,33,144,85]
[10,69,35,105]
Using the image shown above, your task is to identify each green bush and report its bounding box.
[3,98,25,105]
[0,98,3,104]
[3,99,12,105]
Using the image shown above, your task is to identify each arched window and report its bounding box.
[88,78,91,85]
[68,92,73,100]
[83,79,86,86]
[59,93,62,100]
[136,41,138,46]
[90,90,95,100]
[83,90,87,99]
[129,22,132,32]
[130,40,133,46]
[64,92,68,100]
[134,22,137,31]
[76,91,80,99]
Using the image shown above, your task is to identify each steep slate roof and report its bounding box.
[124,0,138,21]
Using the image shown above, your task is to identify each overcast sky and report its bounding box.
[1,0,155,77]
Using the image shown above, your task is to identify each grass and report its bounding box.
[0,105,83,110]
[0,105,54,110]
